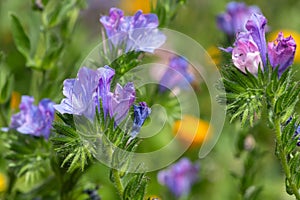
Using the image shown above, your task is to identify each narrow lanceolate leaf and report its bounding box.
[10,13,31,61]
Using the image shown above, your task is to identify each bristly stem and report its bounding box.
[274,118,300,200]
[112,169,124,199]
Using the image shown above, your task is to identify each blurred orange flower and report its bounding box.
[268,30,300,64]
[173,115,210,147]
[10,91,21,110]
[119,0,156,14]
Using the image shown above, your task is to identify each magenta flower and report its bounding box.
[107,82,136,125]
[158,158,199,197]
[54,67,101,120]
[268,32,296,76]
[245,13,268,66]
[131,102,151,138]
[217,2,261,36]
[232,32,263,74]
[159,56,194,92]
[100,8,165,53]
[8,96,54,139]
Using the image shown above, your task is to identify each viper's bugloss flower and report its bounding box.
[108,82,136,125]
[232,32,263,74]
[97,66,115,117]
[7,96,54,139]
[131,102,151,137]
[159,56,194,92]
[55,66,136,125]
[157,158,199,197]
[100,7,166,53]
[295,126,300,146]
[220,13,268,74]
[268,32,296,76]
[269,30,300,64]
[54,67,101,120]
[245,13,267,66]
[216,2,261,36]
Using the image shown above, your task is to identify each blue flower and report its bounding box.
[55,66,136,125]
[100,7,166,53]
[7,96,54,139]
[157,158,199,197]
[97,66,115,117]
[54,67,102,120]
[245,13,268,66]
[217,2,261,36]
[159,56,194,92]
[131,102,151,138]
[295,126,300,146]
[107,82,136,125]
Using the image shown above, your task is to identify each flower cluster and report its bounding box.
[54,66,151,135]
[3,96,54,139]
[159,56,194,92]
[222,13,296,76]
[217,2,262,37]
[54,66,134,124]
[100,7,166,53]
[157,158,199,197]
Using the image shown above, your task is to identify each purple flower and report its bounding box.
[100,8,129,46]
[157,158,199,197]
[131,102,151,138]
[54,67,101,120]
[232,32,263,74]
[100,8,165,53]
[217,2,261,36]
[285,117,300,146]
[294,126,300,146]
[97,66,115,117]
[245,13,268,66]
[268,32,296,76]
[131,10,159,29]
[107,82,136,125]
[7,96,54,139]
[159,56,194,92]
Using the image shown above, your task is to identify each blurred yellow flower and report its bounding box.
[0,173,7,192]
[10,91,21,110]
[146,195,161,200]
[173,115,210,147]
[207,46,222,67]
[268,30,300,64]
[119,0,156,14]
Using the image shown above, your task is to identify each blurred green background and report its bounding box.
[1,0,300,199]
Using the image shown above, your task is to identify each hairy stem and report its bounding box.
[275,119,300,200]
[112,169,124,199]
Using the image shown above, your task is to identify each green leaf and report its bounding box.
[0,63,14,104]
[10,13,31,61]
[123,173,147,200]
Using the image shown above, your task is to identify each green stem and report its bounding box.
[112,169,124,199]
[274,119,300,200]
[30,70,44,100]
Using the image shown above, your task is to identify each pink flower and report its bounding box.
[232,32,263,74]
